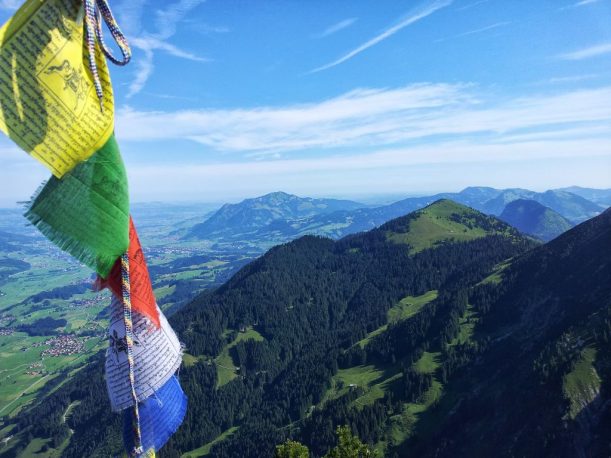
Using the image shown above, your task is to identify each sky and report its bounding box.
[1,0,611,206]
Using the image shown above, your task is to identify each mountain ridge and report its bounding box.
[4,200,611,458]
[185,187,608,243]
[7,201,537,457]
[499,198,574,241]
[407,204,611,457]
[186,191,365,240]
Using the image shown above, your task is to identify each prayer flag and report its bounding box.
[105,296,182,412]
[98,217,161,327]
[25,134,129,278]
[123,375,187,456]
[0,0,114,177]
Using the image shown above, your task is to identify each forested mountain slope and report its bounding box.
[499,198,574,241]
[5,202,610,458]
[408,206,611,457]
[2,200,531,457]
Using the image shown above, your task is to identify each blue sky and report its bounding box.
[1,0,611,205]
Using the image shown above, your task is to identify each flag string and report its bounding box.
[121,253,144,456]
[83,0,132,110]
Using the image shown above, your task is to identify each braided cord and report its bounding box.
[94,0,131,65]
[83,0,132,111]
[121,253,144,456]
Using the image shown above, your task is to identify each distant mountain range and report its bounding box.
[21,200,610,457]
[499,199,574,241]
[185,186,609,243]
[558,186,611,206]
[186,191,364,241]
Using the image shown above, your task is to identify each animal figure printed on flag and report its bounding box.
[0,0,114,177]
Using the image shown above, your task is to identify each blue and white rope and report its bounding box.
[121,253,144,456]
[83,0,131,111]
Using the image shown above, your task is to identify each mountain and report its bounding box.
[408,207,611,457]
[499,199,574,241]
[185,187,606,245]
[558,186,611,206]
[480,187,534,214]
[444,186,503,208]
[6,202,611,458]
[287,187,602,239]
[381,199,518,253]
[186,192,365,240]
[534,190,605,222]
[483,189,604,222]
[6,201,534,457]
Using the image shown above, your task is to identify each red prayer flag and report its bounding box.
[97,217,160,328]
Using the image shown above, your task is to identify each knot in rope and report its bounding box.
[83,0,131,111]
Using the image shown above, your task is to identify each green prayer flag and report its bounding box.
[25,134,129,278]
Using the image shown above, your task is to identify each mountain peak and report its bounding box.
[186,192,364,240]
[458,186,501,196]
[424,198,475,213]
[255,191,295,201]
[381,199,519,253]
[499,199,573,242]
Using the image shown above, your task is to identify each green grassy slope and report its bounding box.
[358,290,438,348]
[215,327,265,387]
[384,199,517,253]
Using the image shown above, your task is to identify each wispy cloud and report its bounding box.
[546,74,599,84]
[314,18,358,38]
[122,136,611,203]
[310,0,453,73]
[560,0,603,11]
[154,0,205,38]
[187,22,230,34]
[559,42,611,60]
[436,21,510,42]
[131,37,209,62]
[116,0,147,36]
[573,0,601,6]
[125,0,208,98]
[456,0,489,11]
[456,21,510,37]
[116,84,611,158]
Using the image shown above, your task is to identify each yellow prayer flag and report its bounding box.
[0,0,114,178]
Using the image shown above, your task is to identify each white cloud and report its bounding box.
[455,21,510,38]
[128,36,209,97]
[116,84,611,157]
[573,0,601,6]
[124,0,208,98]
[154,0,206,38]
[314,18,358,38]
[546,74,599,84]
[310,0,453,73]
[436,21,510,42]
[122,138,611,202]
[559,0,603,10]
[456,0,489,11]
[127,47,154,99]
[190,23,229,34]
[115,0,147,36]
[559,42,611,60]
[131,36,209,62]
